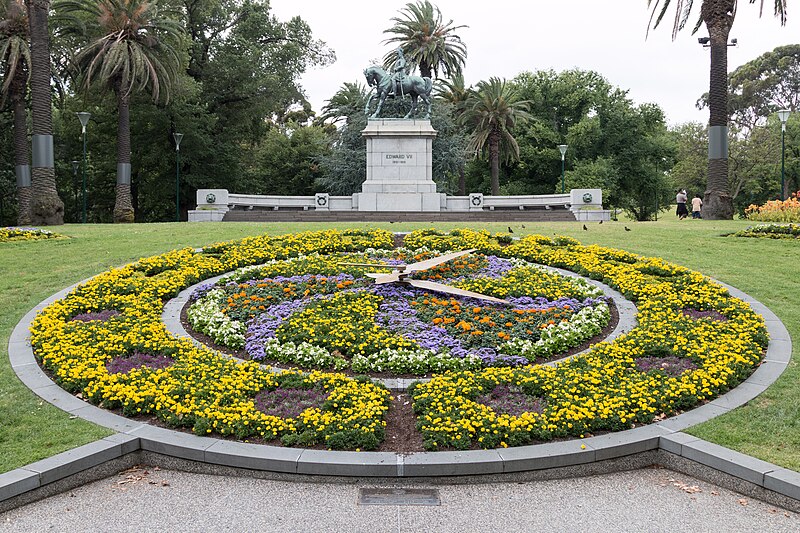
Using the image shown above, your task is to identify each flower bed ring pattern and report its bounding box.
[183,250,615,375]
[163,259,639,389]
[9,234,791,478]
[22,229,778,456]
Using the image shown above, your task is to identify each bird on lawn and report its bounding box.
[582,224,588,231]
[598,220,603,224]
[507,226,514,233]
[624,226,631,232]
[521,224,526,229]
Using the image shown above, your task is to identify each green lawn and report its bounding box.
[1,219,798,472]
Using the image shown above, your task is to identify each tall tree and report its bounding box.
[726,44,800,122]
[0,0,31,224]
[435,73,470,193]
[57,0,183,222]
[181,0,333,193]
[26,0,64,224]
[647,0,788,219]
[316,81,368,125]
[460,77,531,195]
[382,0,466,79]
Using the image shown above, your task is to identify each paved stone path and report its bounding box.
[1,466,796,532]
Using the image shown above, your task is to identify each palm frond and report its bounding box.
[58,0,183,101]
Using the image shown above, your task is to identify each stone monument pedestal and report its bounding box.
[353,119,445,212]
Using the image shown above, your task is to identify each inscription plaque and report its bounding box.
[384,154,414,165]
[357,488,441,506]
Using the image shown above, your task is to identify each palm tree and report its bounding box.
[317,81,368,125]
[436,73,470,194]
[1,0,31,224]
[383,0,467,80]
[460,77,531,195]
[26,0,64,225]
[648,0,787,219]
[57,0,182,222]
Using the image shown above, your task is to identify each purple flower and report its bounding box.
[107,351,174,374]
[72,309,120,322]
[190,283,216,302]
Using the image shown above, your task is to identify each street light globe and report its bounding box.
[173,132,184,151]
[777,109,791,124]
[558,144,568,159]
[76,112,91,131]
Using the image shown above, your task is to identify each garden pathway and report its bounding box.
[1,466,796,532]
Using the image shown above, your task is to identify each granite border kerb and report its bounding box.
[4,246,794,486]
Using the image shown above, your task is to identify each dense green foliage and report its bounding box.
[1,0,334,224]
[1,0,797,225]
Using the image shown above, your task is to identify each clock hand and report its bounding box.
[400,249,476,274]
[338,262,403,269]
[403,279,509,305]
[368,271,405,284]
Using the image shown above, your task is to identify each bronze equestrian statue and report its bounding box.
[363,51,433,119]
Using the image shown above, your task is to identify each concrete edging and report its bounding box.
[3,257,796,507]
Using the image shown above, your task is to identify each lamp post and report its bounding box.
[778,109,791,201]
[71,160,79,218]
[76,112,91,223]
[174,132,183,222]
[558,144,568,194]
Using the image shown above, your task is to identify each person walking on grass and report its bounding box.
[676,189,688,219]
[691,195,703,219]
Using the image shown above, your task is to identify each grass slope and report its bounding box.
[1,219,797,472]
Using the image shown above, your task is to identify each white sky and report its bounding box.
[269,0,799,126]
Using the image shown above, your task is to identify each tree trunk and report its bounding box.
[701,0,735,219]
[419,60,431,79]
[11,68,32,225]
[26,0,64,225]
[113,87,134,222]
[489,131,500,195]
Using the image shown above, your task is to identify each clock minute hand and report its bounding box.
[401,249,477,275]
[403,278,509,305]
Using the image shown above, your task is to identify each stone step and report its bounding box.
[222,209,578,223]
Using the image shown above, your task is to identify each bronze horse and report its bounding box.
[363,65,433,119]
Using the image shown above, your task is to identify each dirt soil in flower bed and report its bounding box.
[46,384,426,453]
[178,300,620,380]
[40,348,698,454]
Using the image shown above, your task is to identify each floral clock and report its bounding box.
[186,246,611,375]
[29,229,768,451]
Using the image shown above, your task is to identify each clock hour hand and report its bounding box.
[403,278,509,305]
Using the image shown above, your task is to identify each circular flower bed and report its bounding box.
[186,248,610,375]
[29,228,768,452]
[0,226,63,242]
